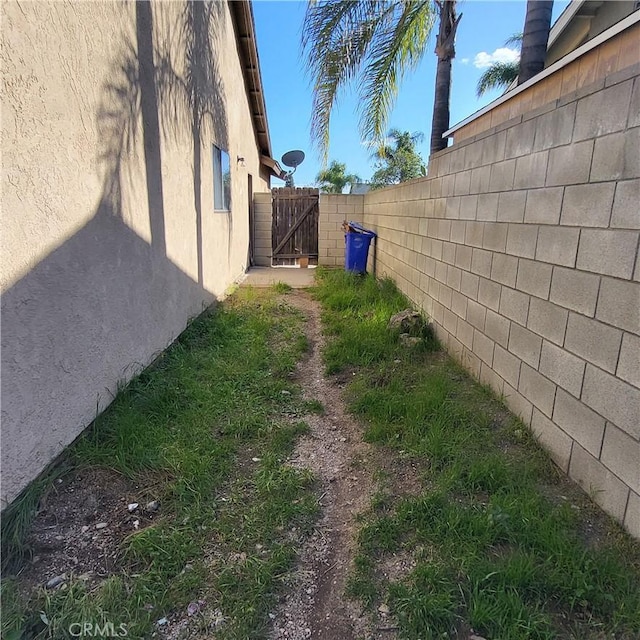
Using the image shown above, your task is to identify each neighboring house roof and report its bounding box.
[443,3,640,138]
[546,0,638,65]
[350,183,372,195]
[229,0,285,179]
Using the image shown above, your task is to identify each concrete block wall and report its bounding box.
[254,192,273,266]
[362,68,640,536]
[318,194,364,267]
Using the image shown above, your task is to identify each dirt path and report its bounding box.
[269,291,383,640]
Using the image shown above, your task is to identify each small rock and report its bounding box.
[146,500,160,512]
[400,333,422,348]
[268,613,276,620]
[133,519,140,530]
[81,525,89,533]
[388,309,423,333]
[281,390,291,396]
[46,574,66,589]
[187,600,205,616]
[378,603,390,615]
[95,522,108,530]
[394,359,401,363]
[470,635,487,640]
[339,437,347,442]
[251,457,261,462]
[156,617,168,626]
[127,502,139,512]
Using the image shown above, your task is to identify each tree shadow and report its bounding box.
[97,0,229,282]
[1,1,232,506]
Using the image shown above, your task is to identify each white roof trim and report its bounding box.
[547,0,587,49]
[443,9,640,138]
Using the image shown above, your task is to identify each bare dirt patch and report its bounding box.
[12,467,163,594]
[269,292,407,640]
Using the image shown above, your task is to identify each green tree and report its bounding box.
[476,34,522,97]
[302,0,461,160]
[316,160,361,193]
[370,129,426,189]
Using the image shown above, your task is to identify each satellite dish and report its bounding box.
[281,150,305,169]
[280,150,305,187]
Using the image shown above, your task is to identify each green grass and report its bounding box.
[316,269,640,640]
[271,281,293,294]
[314,268,438,374]
[2,288,317,640]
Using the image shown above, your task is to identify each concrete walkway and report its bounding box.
[240,267,317,289]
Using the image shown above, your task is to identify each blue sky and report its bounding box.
[253,0,570,187]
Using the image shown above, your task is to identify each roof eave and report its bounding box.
[229,0,273,159]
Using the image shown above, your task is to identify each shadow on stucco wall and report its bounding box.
[98,0,229,282]
[1,1,232,507]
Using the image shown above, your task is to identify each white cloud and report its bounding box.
[473,47,519,69]
[459,57,470,65]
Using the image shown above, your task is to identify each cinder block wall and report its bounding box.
[318,194,364,266]
[362,68,640,536]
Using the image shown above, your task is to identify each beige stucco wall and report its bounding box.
[361,62,640,536]
[1,1,269,506]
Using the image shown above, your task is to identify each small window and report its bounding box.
[213,145,231,211]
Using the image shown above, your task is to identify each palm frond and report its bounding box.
[360,1,434,147]
[476,60,519,97]
[303,1,393,162]
[504,32,523,48]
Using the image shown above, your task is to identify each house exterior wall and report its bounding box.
[361,62,640,536]
[455,21,639,143]
[1,1,269,506]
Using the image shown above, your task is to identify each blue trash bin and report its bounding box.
[344,222,376,273]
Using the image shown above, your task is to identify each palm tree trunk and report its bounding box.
[518,0,553,85]
[430,1,461,156]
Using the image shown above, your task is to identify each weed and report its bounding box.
[272,281,293,294]
[301,399,325,415]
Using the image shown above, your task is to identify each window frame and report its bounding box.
[212,144,231,212]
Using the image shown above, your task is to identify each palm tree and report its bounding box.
[302,0,460,160]
[518,0,553,85]
[316,160,361,193]
[430,0,461,154]
[476,34,522,97]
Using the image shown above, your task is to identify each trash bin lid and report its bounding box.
[346,221,377,237]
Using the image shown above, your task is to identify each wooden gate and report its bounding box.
[271,187,319,266]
